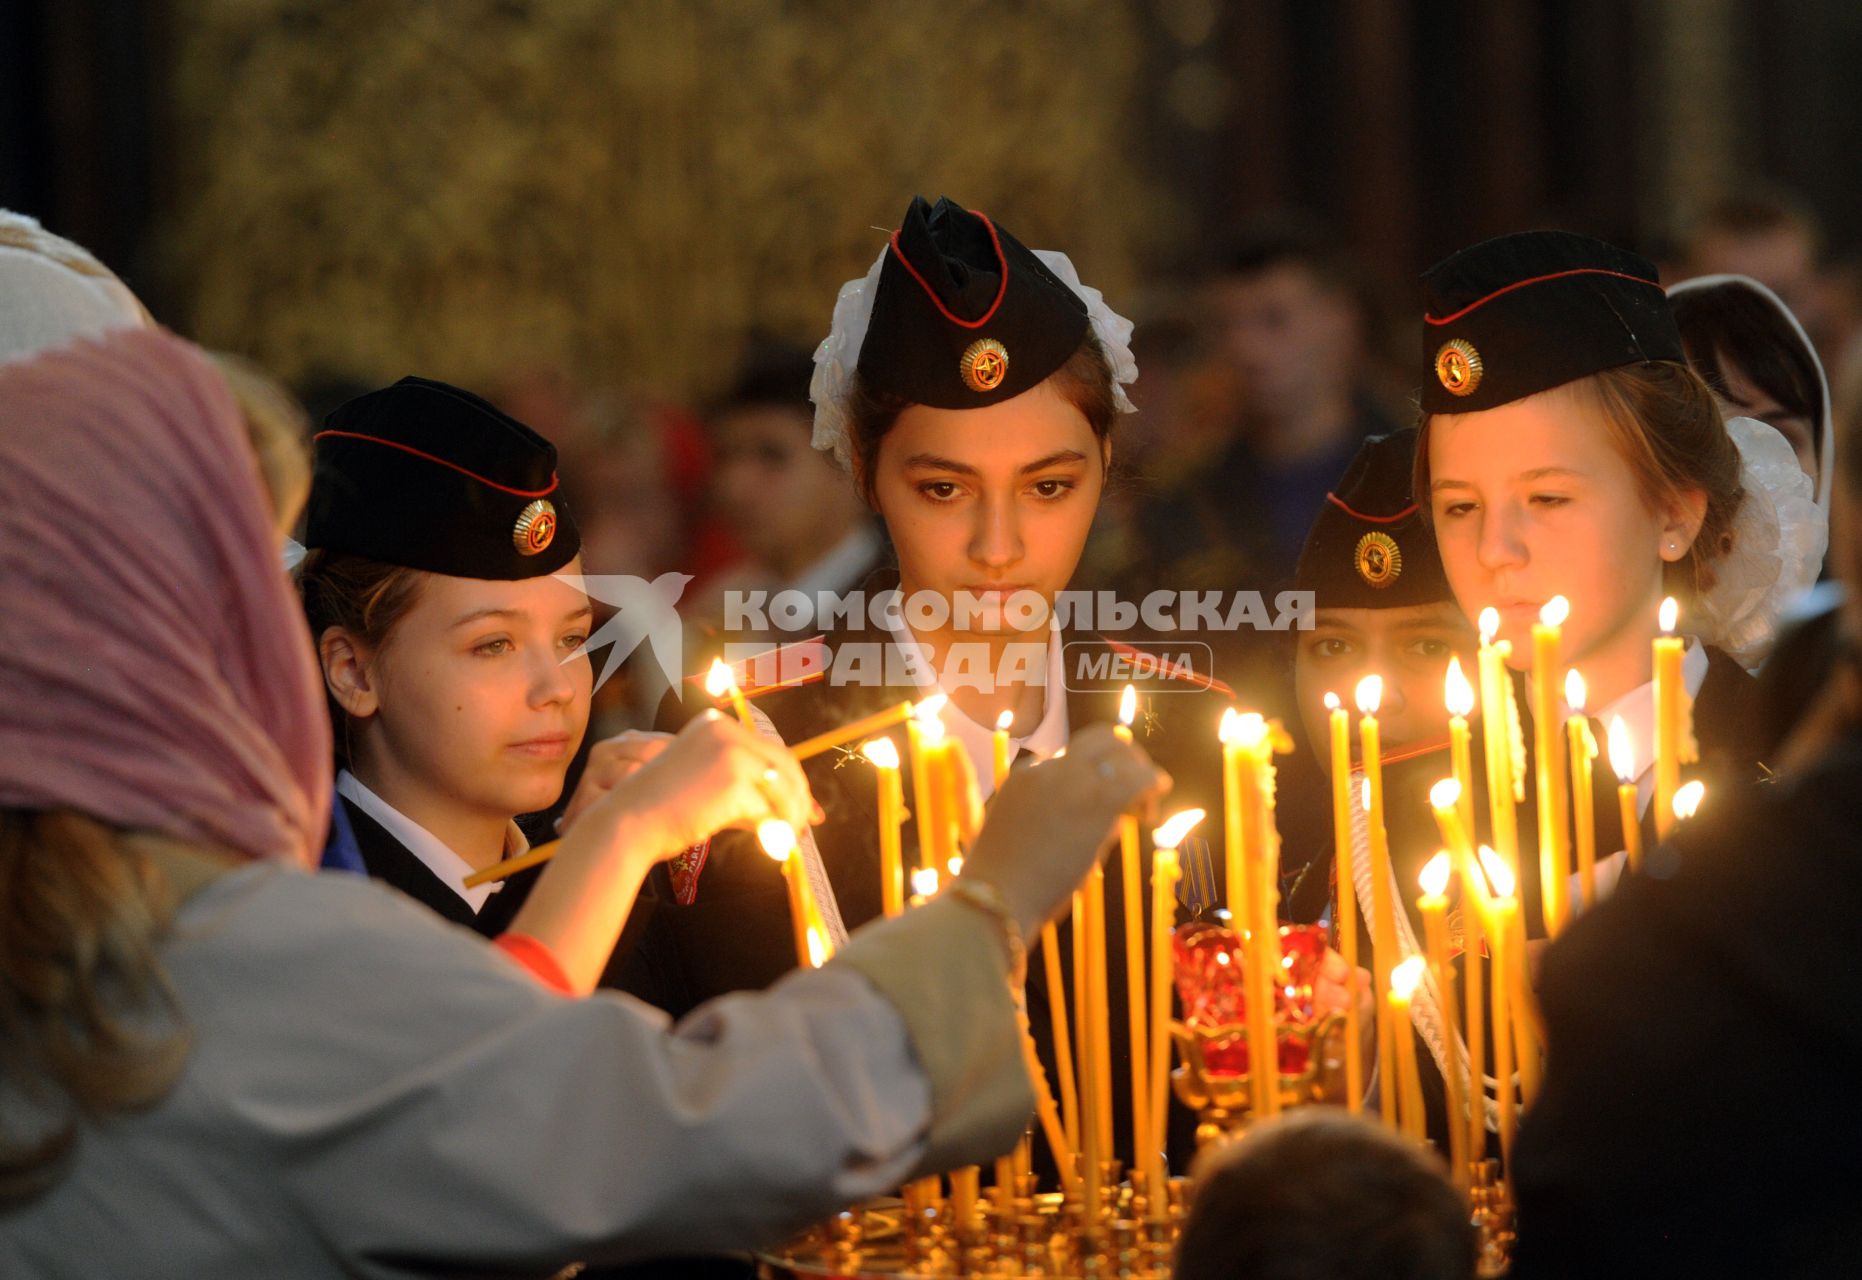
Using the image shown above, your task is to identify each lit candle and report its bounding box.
[1388,956,1429,1142]
[759,820,830,968]
[906,694,949,873]
[1323,692,1363,1114]
[1565,670,1598,915]
[705,657,754,728]
[1357,676,1400,1130]
[1147,808,1205,1203]
[1673,779,1705,823]
[1043,916,1080,1152]
[1608,716,1644,875]
[1475,609,1522,879]
[910,865,939,906]
[862,738,906,919]
[1531,597,1573,937]
[1113,686,1151,1174]
[1476,846,1518,1171]
[784,699,918,762]
[993,708,1014,788]
[1428,778,1486,1168]
[1417,850,1470,1189]
[1654,597,1684,841]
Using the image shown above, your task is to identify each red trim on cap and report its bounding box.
[1424,267,1661,327]
[1326,492,1418,524]
[886,210,1010,331]
[314,430,560,499]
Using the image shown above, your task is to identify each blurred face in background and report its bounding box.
[1206,263,1362,424]
[712,403,866,577]
[1294,603,1476,759]
[1691,224,1826,339]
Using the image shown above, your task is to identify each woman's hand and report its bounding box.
[558,731,674,831]
[960,725,1171,938]
[580,711,816,859]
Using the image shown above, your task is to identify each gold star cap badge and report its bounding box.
[959,337,1009,393]
[513,499,558,556]
[1434,338,1483,397]
[1355,531,1402,588]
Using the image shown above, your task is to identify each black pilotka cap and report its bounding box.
[1294,429,1452,609]
[856,196,1090,408]
[1418,230,1685,416]
[305,376,581,579]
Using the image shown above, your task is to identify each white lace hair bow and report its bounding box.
[1698,415,1827,668]
[808,242,1139,470]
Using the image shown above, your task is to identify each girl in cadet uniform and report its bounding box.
[632,196,1345,1183]
[1412,230,1825,930]
[0,326,1172,1277]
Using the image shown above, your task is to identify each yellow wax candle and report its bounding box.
[1220,708,1246,923]
[1609,716,1645,875]
[1446,658,1478,837]
[906,697,945,873]
[1477,847,1518,1171]
[1148,809,1204,1203]
[1388,956,1429,1142]
[1072,887,1087,1157]
[1224,709,1279,1121]
[1042,920,1080,1151]
[1429,779,1486,1167]
[1113,688,1151,1170]
[1078,877,1104,1216]
[757,821,825,968]
[1565,671,1598,915]
[1476,610,1521,874]
[1418,853,1471,1191]
[993,709,1013,788]
[1531,597,1572,937]
[786,699,918,762]
[862,738,906,919]
[705,657,754,728]
[949,1165,980,1233]
[1016,1012,1081,1200]
[994,1152,1014,1212]
[1085,864,1114,1159]
[1357,677,1400,1130]
[1324,694,1363,1114]
[1654,597,1684,842]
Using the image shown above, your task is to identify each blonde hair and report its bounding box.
[0,813,190,1202]
[209,352,311,536]
[1416,361,1744,603]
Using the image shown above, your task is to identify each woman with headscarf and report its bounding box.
[0,327,1168,1277]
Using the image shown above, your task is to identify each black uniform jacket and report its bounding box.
[340,795,544,938]
[1511,724,1862,1279]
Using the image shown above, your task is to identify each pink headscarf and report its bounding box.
[0,328,330,865]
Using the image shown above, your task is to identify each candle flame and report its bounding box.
[1152,807,1207,850]
[861,737,901,770]
[1477,845,1516,898]
[805,927,828,969]
[1566,668,1587,713]
[947,856,964,877]
[995,708,1015,733]
[1673,779,1706,821]
[1659,597,1678,633]
[913,692,950,722]
[911,867,940,898]
[1324,690,1340,711]
[1444,657,1474,717]
[705,657,739,699]
[757,819,797,861]
[1419,851,1453,898]
[1355,674,1383,715]
[1607,716,1633,782]
[1539,595,1570,627]
[1429,777,1462,811]
[1361,777,1372,813]
[1479,607,1499,642]
[1118,684,1137,728]
[1390,955,1426,1000]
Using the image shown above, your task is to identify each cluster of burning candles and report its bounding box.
[714,594,1702,1222]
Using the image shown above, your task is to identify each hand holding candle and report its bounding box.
[705,657,754,728]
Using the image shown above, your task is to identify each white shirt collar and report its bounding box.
[336,769,528,913]
[1588,640,1711,814]
[881,613,1069,800]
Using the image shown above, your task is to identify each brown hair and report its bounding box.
[843,330,1121,503]
[210,352,312,533]
[1671,282,1824,454]
[0,812,190,1202]
[1415,361,1744,602]
[295,551,428,762]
